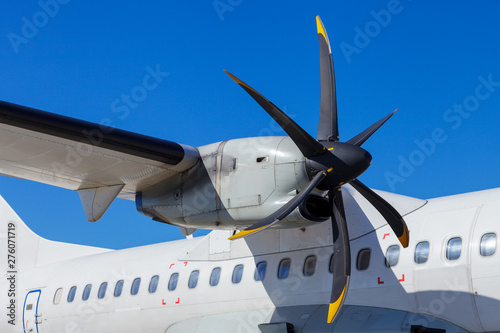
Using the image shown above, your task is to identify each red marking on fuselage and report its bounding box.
[378,277,384,284]
[162,299,166,305]
[175,298,180,304]
[399,274,405,282]
[383,233,390,240]
[184,262,188,266]
[169,264,174,269]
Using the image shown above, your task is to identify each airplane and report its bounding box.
[0,16,498,333]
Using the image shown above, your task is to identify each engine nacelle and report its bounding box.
[136,136,327,230]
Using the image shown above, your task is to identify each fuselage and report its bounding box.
[2,187,500,332]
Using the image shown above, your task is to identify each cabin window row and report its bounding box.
[53,254,334,305]
[355,232,497,271]
[54,275,159,305]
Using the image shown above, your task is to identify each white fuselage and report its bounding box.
[2,187,500,333]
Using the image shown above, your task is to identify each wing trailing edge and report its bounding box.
[0,101,200,221]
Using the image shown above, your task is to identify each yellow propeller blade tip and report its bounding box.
[398,229,409,248]
[223,70,255,92]
[228,226,266,240]
[224,70,240,83]
[327,286,346,323]
[316,16,328,41]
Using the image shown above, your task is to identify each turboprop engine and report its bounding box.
[136,136,330,230]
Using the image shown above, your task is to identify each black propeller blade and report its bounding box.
[229,170,327,240]
[224,70,326,158]
[346,109,398,147]
[316,16,338,142]
[350,179,409,247]
[225,15,409,324]
[328,187,350,323]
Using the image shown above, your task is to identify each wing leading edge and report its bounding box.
[0,101,200,221]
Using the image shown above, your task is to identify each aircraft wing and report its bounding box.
[0,101,199,221]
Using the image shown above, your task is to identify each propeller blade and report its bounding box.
[345,109,398,147]
[229,170,328,240]
[316,16,339,142]
[224,70,326,158]
[350,179,409,248]
[327,187,350,323]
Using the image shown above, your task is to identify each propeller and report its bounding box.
[226,16,409,323]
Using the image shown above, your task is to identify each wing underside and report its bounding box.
[0,101,199,220]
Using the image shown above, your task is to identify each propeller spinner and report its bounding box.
[226,16,409,324]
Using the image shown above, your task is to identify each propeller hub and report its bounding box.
[306,142,372,190]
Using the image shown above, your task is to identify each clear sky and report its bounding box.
[1,1,500,249]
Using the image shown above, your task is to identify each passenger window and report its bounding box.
[356,248,371,270]
[188,270,199,289]
[278,258,291,279]
[98,282,107,299]
[67,286,77,303]
[480,233,496,257]
[210,267,221,286]
[254,261,267,281]
[82,284,92,301]
[414,241,430,264]
[329,254,334,273]
[168,273,179,291]
[114,280,124,297]
[131,278,141,295]
[232,264,244,284]
[149,275,159,293]
[303,255,317,276]
[446,237,462,261]
[385,245,400,267]
[53,288,63,305]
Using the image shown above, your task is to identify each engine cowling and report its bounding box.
[136,136,327,230]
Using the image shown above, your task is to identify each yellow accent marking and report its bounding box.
[398,228,409,248]
[224,70,243,84]
[327,167,333,173]
[316,16,328,42]
[328,147,334,151]
[327,286,346,323]
[228,226,266,240]
[339,182,344,186]
[224,70,257,93]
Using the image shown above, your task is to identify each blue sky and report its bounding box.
[1,1,500,249]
